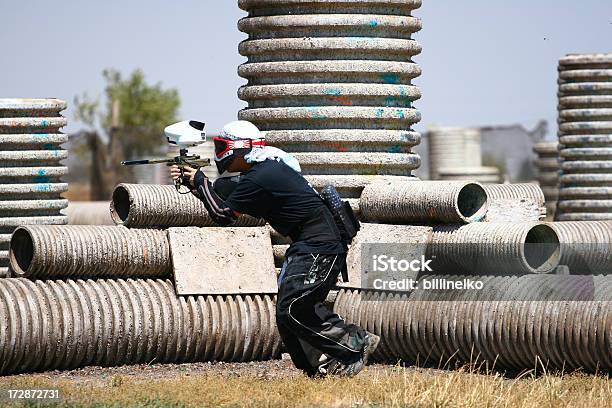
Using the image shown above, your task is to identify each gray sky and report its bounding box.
[1,1,611,139]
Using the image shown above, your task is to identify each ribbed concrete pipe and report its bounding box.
[238,0,423,191]
[66,202,114,225]
[428,223,560,275]
[360,180,488,224]
[547,221,612,274]
[335,276,612,367]
[9,225,171,279]
[533,142,559,178]
[533,142,559,219]
[110,184,265,228]
[334,276,611,372]
[0,99,68,270]
[0,278,281,375]
[427,127,482,180]
[483,183,546,206]
[557,54,612,221]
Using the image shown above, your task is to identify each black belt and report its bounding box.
[289,206,341,243]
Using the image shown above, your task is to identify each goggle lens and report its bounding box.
[213,137,266,160]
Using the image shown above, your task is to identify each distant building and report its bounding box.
[416,120,548,182]
[480,120,548,182]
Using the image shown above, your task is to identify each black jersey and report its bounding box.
[223,160,345,256]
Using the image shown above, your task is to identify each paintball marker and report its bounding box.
[122,120,211,193]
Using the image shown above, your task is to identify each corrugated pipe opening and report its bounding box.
[456,183,488,222]
[9,228,33,275]
[111,185,130,224]
[523,224,561,273]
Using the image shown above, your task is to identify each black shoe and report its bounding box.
[312,355,345,378]
[337,332,380,377]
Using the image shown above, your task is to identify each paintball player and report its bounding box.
[170,120,379,377]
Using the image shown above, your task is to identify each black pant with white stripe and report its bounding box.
[276,252,367,376]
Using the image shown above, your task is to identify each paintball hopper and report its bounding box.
[165,120,206,148]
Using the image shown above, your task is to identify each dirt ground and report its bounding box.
[7,359,304,386]
[1,359,610,408]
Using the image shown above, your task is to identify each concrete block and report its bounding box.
[484,198,546,223]
[169,226,277,295]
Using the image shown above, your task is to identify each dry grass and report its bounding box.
[0,363,609,408]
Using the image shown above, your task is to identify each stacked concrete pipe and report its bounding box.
[271,216,561,275]
[110,184,265,228]
[482,183,546,204]
[428,223,560,275]
[10,225,171,279]
[334,274,611,372]
[556,53,612,221]
[237,0,423,199]
[0,278,281,375]
[360,180,488,224]
[427,127,482,180]
[547,221,612,274]
[533,142,560,219]
[305,175,418,216]
[481,183,547,221]
[9,224,294,278]
[0,99,68,277]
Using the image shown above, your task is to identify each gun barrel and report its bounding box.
[121,157,211,167]
[122,158,172,166]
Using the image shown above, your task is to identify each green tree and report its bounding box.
[73,68,180,199]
